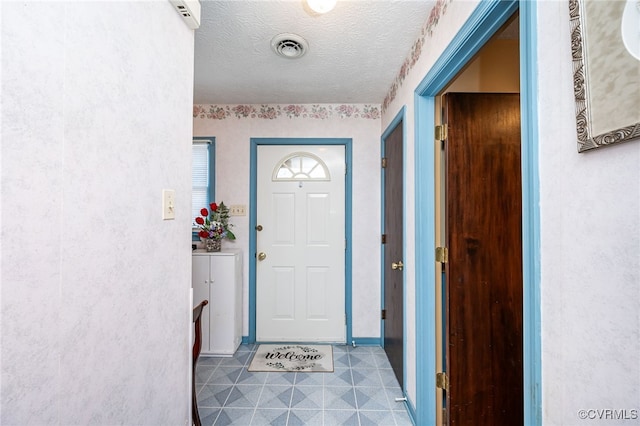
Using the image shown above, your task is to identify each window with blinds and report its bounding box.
[192,139,214,233]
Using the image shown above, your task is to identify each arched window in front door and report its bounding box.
[272,152,331,181]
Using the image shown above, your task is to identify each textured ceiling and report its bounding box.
[193,0,436,104]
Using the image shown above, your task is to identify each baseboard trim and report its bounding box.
[404,393,417,424]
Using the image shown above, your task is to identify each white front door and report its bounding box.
[256,145,346,342]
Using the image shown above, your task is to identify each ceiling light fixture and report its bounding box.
[307,0,337,14]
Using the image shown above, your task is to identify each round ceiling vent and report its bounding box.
[271,33,308,59]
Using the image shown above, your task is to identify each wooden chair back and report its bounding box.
[192,300,208,426]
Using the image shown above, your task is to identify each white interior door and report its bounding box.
[256,145,346,343]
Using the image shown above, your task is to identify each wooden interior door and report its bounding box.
[383,121,404,388]
[443,93,523,425]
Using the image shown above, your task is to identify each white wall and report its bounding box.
[538,2,640,424]
[381,0,640,421]
[193,105,382,339]
[1,2,195,424]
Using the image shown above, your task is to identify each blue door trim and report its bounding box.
[380,106,408,391]
[413,1,541,425]
[248,138,353,344]
[519,1,542,423]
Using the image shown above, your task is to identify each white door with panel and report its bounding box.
[256,145,346,342]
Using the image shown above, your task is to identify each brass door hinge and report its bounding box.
[436,372,448,390]
[436,247,448,263]
[435,124,448,141]
[381,309,386,320]
[381,234,387,244]
[381,157,387,168]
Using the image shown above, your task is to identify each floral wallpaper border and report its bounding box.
[193,0,451,120]
[382,0,451,113]
[193,104,381,120]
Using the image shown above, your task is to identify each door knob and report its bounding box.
[391,261,404,271]
[255,225,263,231]
[258,252,267,261]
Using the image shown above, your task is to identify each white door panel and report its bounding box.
[257,145,345,342]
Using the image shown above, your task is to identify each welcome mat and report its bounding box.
[248,344,334,373]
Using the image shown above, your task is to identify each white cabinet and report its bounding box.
[192,249,242,356]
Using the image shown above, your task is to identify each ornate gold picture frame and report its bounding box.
[569,0,640,152]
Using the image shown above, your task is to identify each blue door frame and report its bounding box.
[248,138,353,344]
[413,1,541,425]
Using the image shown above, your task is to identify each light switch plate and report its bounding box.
[162,189,176,220]
[229,205,246,216]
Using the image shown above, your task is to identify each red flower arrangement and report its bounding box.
[194,201,236,240]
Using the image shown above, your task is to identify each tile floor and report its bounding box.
[195,344,413,426]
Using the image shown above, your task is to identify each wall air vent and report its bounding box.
[169,0,201,30]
